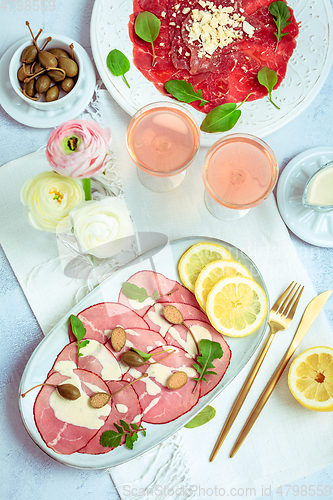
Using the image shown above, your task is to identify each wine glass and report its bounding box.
[126,102,200,192]
[203,134,278,221]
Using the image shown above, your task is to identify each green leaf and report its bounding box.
[192,339,223,392]
[184,406,216,429]
[200,103,240,133]
[152,291,160,300]
[114,423,125,434]
[131,347,151,362]
[126,434,134,450]
[121,282,150,303]
[131,431,138,443]
[165,80,209,107]
[78,340,90,349]
[106,49,131,88]
[100,430,122,448]
[140,425,147,437]
[120,420,131,432]
[268,1,291,51]
[134,11,161,66]
[130,423,139,430]
[70,315,86,342]
[257,66,280,109]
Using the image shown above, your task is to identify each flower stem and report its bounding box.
[82,178,92,201]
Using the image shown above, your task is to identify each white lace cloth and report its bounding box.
[0,87,332,499]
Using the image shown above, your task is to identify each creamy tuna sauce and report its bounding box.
[80,339,122,380]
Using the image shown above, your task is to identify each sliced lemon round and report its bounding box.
[195,259,251,311]
[178,242,232,292]
[288,346,333,412]
[206,276,268,337]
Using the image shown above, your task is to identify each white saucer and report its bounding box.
[277,147,333,247]
[0,37,96,128]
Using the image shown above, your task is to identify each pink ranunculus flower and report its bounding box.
[46,120,111,179]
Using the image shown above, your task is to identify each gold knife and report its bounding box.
[229,290,332,458]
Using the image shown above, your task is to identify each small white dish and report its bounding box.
[9,34,83,111]
[0,37,96,128]
[277,147,333,248]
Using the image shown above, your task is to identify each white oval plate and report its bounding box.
[90,0,333,147]
[19,236,269,470]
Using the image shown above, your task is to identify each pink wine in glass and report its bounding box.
[127,102,200,177]
[203,134,278,210]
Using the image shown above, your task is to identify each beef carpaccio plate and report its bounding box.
[130,0,299,112]
[19,236,269,469]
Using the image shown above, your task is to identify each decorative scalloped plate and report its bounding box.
[90,0,333,146]
[277,147,333,247]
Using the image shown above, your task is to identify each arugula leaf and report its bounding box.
[106,49,131,88]
[100,430,122,448]
[192,339,223,392]
[257,66,280,109]
[70,315,90,364]
[134,11,161,66]
[131,347,152,362]
[121,282,150,303]
[184,406,216,428]
[268,1,291,51]
[165,80,209,107]
[152,291,159,300]
[100,421,147,450]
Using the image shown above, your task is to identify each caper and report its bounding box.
[33,61,44,73]
[38,50,57,69]
[60,77,75,93]
[48,48,69,59]
[58,57,78,78]
[17,64,32,82]
[57,383,81,400]
[24,79,35,98]
[121,350,145,367]
[48,69,65,83]
[35,75,51,94]
[45,85,59,102]
[21,45,37,64]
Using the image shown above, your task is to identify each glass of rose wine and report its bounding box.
[203,134,278,221]
[126,102,200,192]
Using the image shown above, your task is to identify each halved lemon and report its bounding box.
[178,242,232,292]
[206,276,268,337]
[195,259,251,311]
[288,346,333,412]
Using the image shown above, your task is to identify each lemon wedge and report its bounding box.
[206,276,268,337]
[178,242,232,292]
[288,346,333,412]
[195,259,251,311]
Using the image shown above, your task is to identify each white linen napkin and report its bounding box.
[1,89,332,499]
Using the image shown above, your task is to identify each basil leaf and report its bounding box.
[200,103,241,133]
[134,11,161,66]
[258,66,280,109]
[268,1,291,50]
[131,347,151,361]
[100,431,122,448]
[121,282,150,303]
[70,315,86,343]
[184,406,216,429]
[165,80,209,107]
[106,49,130,88]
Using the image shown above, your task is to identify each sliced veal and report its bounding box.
[143,302,208,335]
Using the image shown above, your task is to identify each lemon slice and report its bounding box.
[288,346,333,412]
[178,242,232,292]
[206,276,268,337]
[195,259,251,311]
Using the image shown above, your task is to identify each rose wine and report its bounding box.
[203,135,278,208]
[127,104,200,176]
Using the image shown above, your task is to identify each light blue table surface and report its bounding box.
[1,1,333,499]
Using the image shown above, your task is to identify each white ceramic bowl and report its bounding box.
[9,34,84,111]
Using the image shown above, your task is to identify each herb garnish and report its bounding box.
[268,1,291,51]
[134,11,161,67]
[130,347,172,362]
[70,314,90,366]
[257,66,280,109]
[121,282,178,303]
[192,339,223,393]
[100,421,146,450]
[106,49,131,88]
[200,94,251,133]
[165,80,209,107]
[184,405,216,428]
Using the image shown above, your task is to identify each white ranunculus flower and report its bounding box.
[69,198,135,258]
[20,171,85,233]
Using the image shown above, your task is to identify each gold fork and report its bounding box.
[210,282,304,462]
